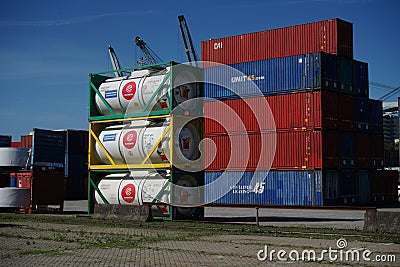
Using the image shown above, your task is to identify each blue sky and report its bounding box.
[0,0,399,140]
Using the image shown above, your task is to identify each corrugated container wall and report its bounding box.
[204,52,338,100]
[353,61,369,97]
[369,99,383,134]
[65,130,89,200]
[354,97,369,132]
[339,132,355,168]
[205,130,338,171]
[11,142,21,148]
[20,135,33,148]
[358,170,371,205]
[355,133,370,169]
[337,94,355,131]
[337,57,353,94]
[370,134,384,168]
[323,170,339,205]
[204,91,339,135]
[204,171,322,206]
[0,135,11,147]
[202,18,353,65]
[31,129,66,171]
[339,170,358,204]
[370,170,398,204]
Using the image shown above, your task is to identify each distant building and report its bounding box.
[383,115,398,143]
[383,101,399,167]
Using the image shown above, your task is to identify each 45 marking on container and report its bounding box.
[253,182,265,194]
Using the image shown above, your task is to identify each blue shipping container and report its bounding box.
[339,170,358,205]
[358,170,370,205]
[368,99,383,133]
[354,97,369,132]
[340,132,354,168]
[204,171,323,206]
[337,57,353,94]
[323,170,339,205]
[353,60,369,97]
[0,135,11,147]
[204,52,338,100]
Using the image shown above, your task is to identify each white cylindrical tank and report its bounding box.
[95,126,125,165]
[95,120,198,165]
[0,148,29,167]
[95,67,196,115]
[0,188,30,208]
[95,172,170,206]
[95,174,125,204]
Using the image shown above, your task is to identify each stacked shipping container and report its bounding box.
[202,18,393,206]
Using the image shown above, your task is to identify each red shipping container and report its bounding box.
[11,142,21,148]
[204,91,339,135]
[354,133,370,169]
[370,170,385,204]
[204,132,275,171]
[313,91,338,129]
[21,135,32,148]
[273,131,313,170]
[202,18,353,66]
[15,172,32,189]
[313,130,339,169]
[205,130,337,171]
[337,93,354,131]
[384,170,398,204]
[204,97,274,135]
[268,94,313,131]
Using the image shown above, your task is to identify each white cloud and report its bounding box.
[0,10,158,27]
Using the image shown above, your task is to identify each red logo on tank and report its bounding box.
[122,82,136,100]
[123,130,137,149]
[121,184,136,203]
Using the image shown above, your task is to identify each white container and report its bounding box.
[0,148,29,167]
[95,67,196,115]
[95,171,170,206]
[0,188,30,208]
[95,120,198,165]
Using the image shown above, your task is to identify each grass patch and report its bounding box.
[20,249,59,256]
[1,213,400,244]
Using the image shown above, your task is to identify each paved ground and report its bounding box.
[0,214,399,266]
[65,200,367,229]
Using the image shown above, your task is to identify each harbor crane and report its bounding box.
[135,36,163,66]
[178,15,198,66]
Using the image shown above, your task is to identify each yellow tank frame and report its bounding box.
[88,114,174,170]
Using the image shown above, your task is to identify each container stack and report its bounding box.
[202,18,397,206]
[15,129,89,211]
[88,62,204,219]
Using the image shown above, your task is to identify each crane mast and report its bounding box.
[108,45,124,78]
[178,15,198,67]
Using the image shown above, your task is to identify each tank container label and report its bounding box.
[103,134,117,142]
[121,184,136,203]
[105,90,118,98]
[123,130,137,149]
[122,82,136,100]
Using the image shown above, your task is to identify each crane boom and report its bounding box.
[135,36,163,66]
[379,86,400,101]
[178,15,198,66]
[108,45,123,78]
